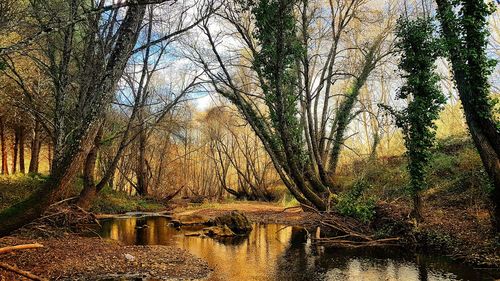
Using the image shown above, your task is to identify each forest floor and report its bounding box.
[0,235,212,280]
[375,199,499,267]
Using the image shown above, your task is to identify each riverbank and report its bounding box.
[169,201,500,268]
[0,235,212,280]
[171,201,310,225]
[0,200,498,280]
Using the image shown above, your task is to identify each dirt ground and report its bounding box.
[377,198,500,267]
[0,236,212,280]
[172,201,315,225]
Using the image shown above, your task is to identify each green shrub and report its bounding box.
[363,161,409,200]
[415,229,455,251]
[335,180,376,223]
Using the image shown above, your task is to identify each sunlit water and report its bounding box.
[99,216,499,281]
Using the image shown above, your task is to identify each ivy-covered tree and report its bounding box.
[388,17,446,223]
[435,0,500,232]
[198,0,392,211]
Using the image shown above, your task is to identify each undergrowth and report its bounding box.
[90,186,164,214]
[335,180,376,223]
[0,173,47,210]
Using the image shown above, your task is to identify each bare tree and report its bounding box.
[188,0,395,210]
[0,0,177,234]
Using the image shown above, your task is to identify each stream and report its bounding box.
[98,215,499,281]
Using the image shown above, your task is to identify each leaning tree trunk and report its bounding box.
[0,142,92,235]
[0,117,8,175]
[436,0,500,232]
[76,126,103,209]
[0,4,148,235]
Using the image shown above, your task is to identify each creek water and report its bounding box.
[98,215,498,281]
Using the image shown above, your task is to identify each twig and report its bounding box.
[0,262,48,281]
[278,206,302,214]
[275,225,289,233]
[0,243,43,255]
[50,196,78,207]
[300,203,321,214]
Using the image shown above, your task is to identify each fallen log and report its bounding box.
[0,262,48,281]
[164,186,184,202]
[0,243,43,255]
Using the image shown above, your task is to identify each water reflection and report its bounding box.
[99,217,498,281]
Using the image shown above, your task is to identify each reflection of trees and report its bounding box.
[98,219,480,281]
[214,235,248,246]
[135,219,148,245]
[416,255,429,281]
[274,231,432,281]
[275,227,327,281]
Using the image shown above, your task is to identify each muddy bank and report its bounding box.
[171,202,315,226]
[373,201,500,268]
[0,235,212,280]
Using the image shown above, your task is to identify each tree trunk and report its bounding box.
[29,121,41,174]
[0,117,8,175]
[136,128,149,196]
[76,126,103,209]
[12,127,19,174]
[0,4,147,235]
[47,140,52,173]
[19,126,25,174]
[435,0,500,232]
[412,192,423,224]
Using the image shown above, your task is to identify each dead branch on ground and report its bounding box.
[0,243,43,255]
[0,262,48,281]
[301,203,401,248]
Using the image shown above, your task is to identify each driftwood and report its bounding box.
[0,262,48,281]
[164,186,184,202]
[0,243,43,255]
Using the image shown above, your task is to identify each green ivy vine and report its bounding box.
[384,17,447,216]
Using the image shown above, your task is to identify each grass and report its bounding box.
[89,186,164,214]
[0,173,47,210]
[341,135,491,203]
[0,175,164,214]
